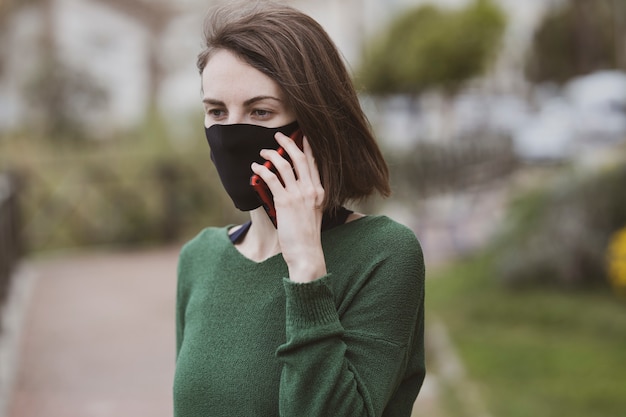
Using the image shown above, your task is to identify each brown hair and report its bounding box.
[198,1,390,211]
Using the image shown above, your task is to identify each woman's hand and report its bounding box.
[251,132,327,283]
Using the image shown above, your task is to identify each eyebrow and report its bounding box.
[202,95,283,106]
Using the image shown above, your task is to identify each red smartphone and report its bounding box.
[250,129,304,227]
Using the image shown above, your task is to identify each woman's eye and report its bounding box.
[253,109,272,118]
[208,109,226,118]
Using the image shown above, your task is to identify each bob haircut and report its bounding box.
[197,1,390,211]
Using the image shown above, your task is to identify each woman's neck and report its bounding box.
[234,209,281,262]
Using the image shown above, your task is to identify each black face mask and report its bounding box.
[205,121,299,211]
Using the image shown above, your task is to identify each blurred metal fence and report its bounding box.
[391,135,519,198]
[0,172,22,317]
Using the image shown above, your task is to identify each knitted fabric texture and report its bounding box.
[174,215,425,417]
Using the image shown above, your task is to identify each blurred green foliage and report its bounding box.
[494,155,626,289]
[428,253,626,417]
[0,113,241,252]
[424,145,626,416]
[526,0,619,84]
[357,0,506,95]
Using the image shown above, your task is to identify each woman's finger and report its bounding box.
[257,148,297,189]
[275,132,311,185]
[251,161,289,204]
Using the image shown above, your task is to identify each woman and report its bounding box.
[174,2,425,416]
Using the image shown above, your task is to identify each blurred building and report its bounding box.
[0,0,553,134]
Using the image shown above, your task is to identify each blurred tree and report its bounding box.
[9,0,177,140]
[357,0,506,95]
[17,0,108,141]
[24,55,108,141]
[613,0,626,71]
[526,0,620,84]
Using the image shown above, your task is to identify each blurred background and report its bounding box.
[1,0,625,416]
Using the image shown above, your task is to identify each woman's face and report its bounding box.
[201,49,296,128]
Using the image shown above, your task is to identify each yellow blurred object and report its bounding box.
[607,227,626,296]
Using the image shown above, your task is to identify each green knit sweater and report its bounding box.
[174,215,425,417]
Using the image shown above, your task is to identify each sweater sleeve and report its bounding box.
[175,264,185,360]
[175,234,198,361]
[276,237,425,417]
[176,246,188,360]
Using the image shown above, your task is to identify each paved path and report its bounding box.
[3,247,179,417]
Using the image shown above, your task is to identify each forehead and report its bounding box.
[201,49,283,100]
